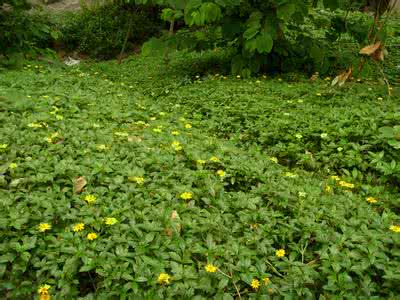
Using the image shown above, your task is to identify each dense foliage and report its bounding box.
[0,0,58,61]
[0,1,162,62]
[57,4,162,59]
[1,39,400,298]
[138,0,394,75]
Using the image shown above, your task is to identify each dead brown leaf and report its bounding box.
[74,176,87,194]
[331,68,353,87]
[359,42,381,56]
[55,138,65,144]
[310,72,319,81]
[171,210,179,220]
[372,48,385,61]
[164,228,173,237]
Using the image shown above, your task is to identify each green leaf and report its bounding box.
[218,277,229,289]
[255,32,273,53]
[135,277,148,282]
[277,3,296,21]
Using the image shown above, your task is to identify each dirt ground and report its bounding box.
[31,0,103,11]
[45,0,81,11]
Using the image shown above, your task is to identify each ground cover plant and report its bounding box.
[1,42,400,299]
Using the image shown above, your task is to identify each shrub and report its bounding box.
[0,2,58,63]
[56,4,162,59]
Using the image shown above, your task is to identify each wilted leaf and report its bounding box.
[74,176,87,194]
[165,228,173,237]
[372,48,385,61]
[310,73,319,81]
[171,210,179,220]
[359,42,381,56]
[55,137,65,144]
[332,68,352,87]
[128,136,143,143]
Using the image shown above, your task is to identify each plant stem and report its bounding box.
[118,12,133,64]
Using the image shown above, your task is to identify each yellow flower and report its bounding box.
[105,217,118,225]
[180,192,193,200]
[216,170,225,177]
[153,128,162,133]
[209,156,219,162]
[205,264,217,273]
[171,131,180,136]
[366,197,378,203]
[250,223,258,229]
[84,194,97,204]
[330,175,340,181]
[129,176,145,185]
[276,249,286,257]
[269,157,278,163]
[389,225,400,233]
[263,277,270,285]
[9,163,17,169]
[28,122,43,128]
[157,273,171,284]
[38,223,51,232]
[185,123,192,129]
[324,185,332,193]
[172,141,182,151]
[150,117,157,121]
[196,159,206,165]
[44,137,53,143]
[114,132,129,137]
[134,121,147,126]
[73,223,85,232]
[38,284,51,295]
[96,144,108,150]
[338,181,355,189]
[87,232,98,240]
[251,279,260,290]
[283,172,297,178]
